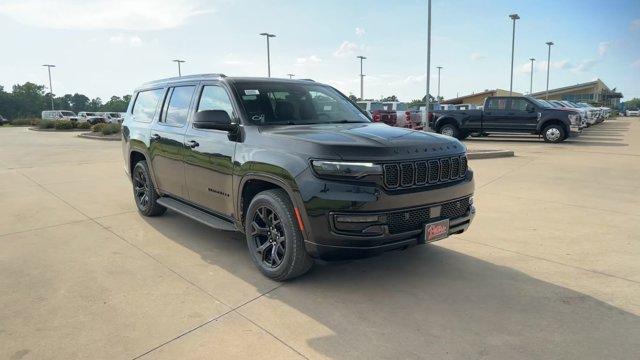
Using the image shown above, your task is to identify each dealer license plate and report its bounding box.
[424,219,450,242]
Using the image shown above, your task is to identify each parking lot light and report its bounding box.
[508,13,520,96]
[425,0,432,127]
[287,73,295,79]
[529,58,535,94]
[42,64,55,110]
[259,33,276,77]
[357,55,366,100]
[172,59,185,77]
[436,66,443,102]
[545,41,554,99]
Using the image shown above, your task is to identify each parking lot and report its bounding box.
[1,118,639,359]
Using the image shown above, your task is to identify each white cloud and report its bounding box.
[470,52,485,61]
[333,41,364,57]
[597,41,611,57]
[295,55,322,66]
[517,59,571,74]
[572,59,597,73]
[631,59,640,69]
[109,34,143,47]
[0,0,212,30]
[631,18,640,32]
[355,27,365,36]
[388,73,426,86]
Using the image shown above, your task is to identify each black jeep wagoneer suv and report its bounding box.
[122,74,475,280]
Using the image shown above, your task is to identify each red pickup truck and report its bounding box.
[356,101,397,126]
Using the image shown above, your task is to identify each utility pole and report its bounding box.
[172,59,185,77]
[436,66,443,102]
[287,73,295,79]
[357,55,366,100]
[42,64,55,110]
[425,0,431,127]
[259,33,276,77]
[508,13,520,96]
[529,58,535,94]
[545,41,554,99]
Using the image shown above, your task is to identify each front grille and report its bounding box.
[383,155,468,189]
[387,197,471,234]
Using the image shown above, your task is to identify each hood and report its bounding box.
[258,122,465,161]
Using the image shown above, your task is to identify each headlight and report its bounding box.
[311,160,382,180]
[568,113,580,125]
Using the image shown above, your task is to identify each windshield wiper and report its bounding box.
[326,120,367,124]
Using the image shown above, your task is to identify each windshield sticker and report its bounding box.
[245,89,260,95]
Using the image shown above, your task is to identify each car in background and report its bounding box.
[102,112,123,123]
[575,102,604,124]
[356,101,397,126]
[626,109,640,116]
[42,110,78,122]
[0,114,9,126]
[382,101,422,128]
[546,100,589,128]
[430,96,582,143]
[77,111,105,124]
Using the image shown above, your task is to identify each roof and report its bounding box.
[530,79,608,97]
[441,89,512,104]
[140,74,317,88]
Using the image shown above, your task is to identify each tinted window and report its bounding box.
[486,98,507,110]
[162,86,195,126]
[510,99,529,111]
[132,89,164,123]
[198,85,234,117]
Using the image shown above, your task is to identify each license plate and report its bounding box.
[424,219,450,242]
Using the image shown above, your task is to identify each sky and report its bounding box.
[1,0,639,102]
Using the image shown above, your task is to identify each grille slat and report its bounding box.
[383,155,468,190]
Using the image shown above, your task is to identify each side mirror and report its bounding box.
[193,110,236,131]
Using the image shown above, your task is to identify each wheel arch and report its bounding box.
[435,116,459,132]
[538,118,568,134]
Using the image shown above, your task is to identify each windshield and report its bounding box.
[109,113,120,117]
[234,82,369,125]
[61,111,75,116]
[528,98,551,108]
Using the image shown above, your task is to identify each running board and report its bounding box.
[157,197,237,232]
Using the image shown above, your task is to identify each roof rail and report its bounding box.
[299,78,315,82]
[142,73,226,86]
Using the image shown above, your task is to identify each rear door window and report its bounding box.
[161,86,196,127]
[509,98,529,111]
[132,88,165,123]
[486,98,507,110]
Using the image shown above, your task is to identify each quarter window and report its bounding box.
[162,86,196,127]
[197,85,234,117]
[132,89,165,123]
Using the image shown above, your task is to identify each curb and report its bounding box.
[29,127,87,132]
[78,132,121,141]
[467,150,515,160]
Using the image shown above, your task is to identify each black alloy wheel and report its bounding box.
[131,160,166,216]
[250,206,286,268]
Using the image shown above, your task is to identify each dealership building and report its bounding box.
[530,79,622,108]
[442,79,622,108]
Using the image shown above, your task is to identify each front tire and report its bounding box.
[132,161,166,216]
[542,124,566,143]
[245,189,313,281]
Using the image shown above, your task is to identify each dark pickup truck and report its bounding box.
[429,96,582,143]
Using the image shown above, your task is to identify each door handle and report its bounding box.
[150,133,161,141]
[185,140,199,148]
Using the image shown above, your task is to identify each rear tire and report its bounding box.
[132,160,166,217]
[542,124,566,143]
[245,189,313,281]
[439,123,460,139]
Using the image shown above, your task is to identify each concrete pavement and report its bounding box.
[0,119,638,359]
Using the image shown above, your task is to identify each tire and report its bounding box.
[245,189,313,281]
[542,124,566,143]
[438,123,460,139]
[458,130,470,140]
[132,160,166,216]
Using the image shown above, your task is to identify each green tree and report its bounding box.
[624,98,640,110]
[88,97,103,111]
[70,93,90,113]
[381,95,398,102]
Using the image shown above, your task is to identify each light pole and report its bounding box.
[357,55,366,100]
[287,73,295,79]
[42,64,55,110]
[436,66,443,102]
[425,0,431,127]
[545,41,554,99]
[259,32,276,77]
[172,59,185,77]
[508,13,520,96]
[529,58,535,94]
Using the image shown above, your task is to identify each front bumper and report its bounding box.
[295,167,476,260]
[569,124,582,137]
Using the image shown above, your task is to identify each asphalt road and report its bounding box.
[1,119,638,359]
